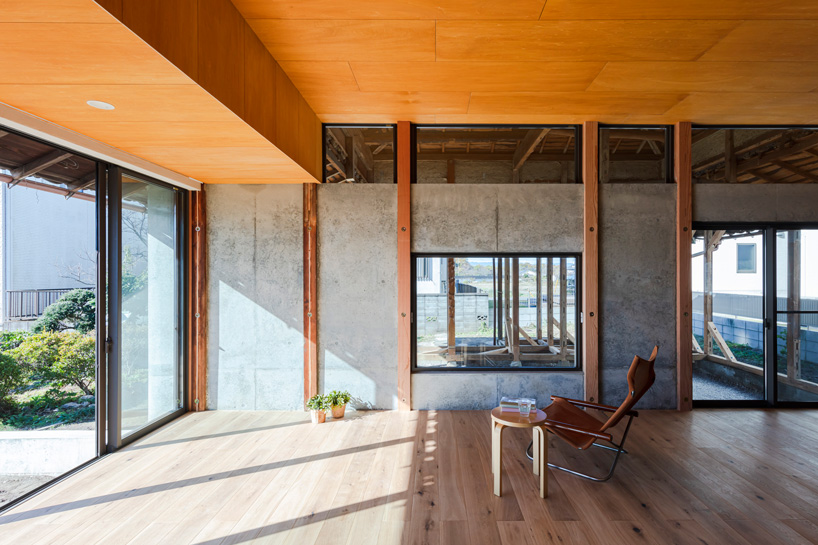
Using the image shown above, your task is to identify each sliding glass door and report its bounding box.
[118,174,183,437]
[693,225,818,406]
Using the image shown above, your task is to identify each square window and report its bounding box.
[737,243,756,274]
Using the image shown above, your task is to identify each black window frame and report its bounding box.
[598,124,674,184]
[411,252,582,373]
[321,123,398,184]
[411,124,582,184]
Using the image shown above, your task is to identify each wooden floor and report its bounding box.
[1,409,818,544]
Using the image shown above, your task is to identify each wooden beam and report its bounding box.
[708,322,737,363]
[9,149,72,187]
[496,258,504,341]
[772,160,818,183]
[559,258,568,358]
[535,259,542,341]
[512,128,551,173]
[703,229,714,356]
[303,183,318,406]
[397,121,412,411]
[344,134,356,182]
[512,258,520,361]
[582,121,599,404]
[64,172,97,199]
[447,258,456,358]
[738,132,818,175]
[547,258,554,347]
[350,128,375,173]
[725,130,737,183]
[189,187,208,411]
[599,127,610,184]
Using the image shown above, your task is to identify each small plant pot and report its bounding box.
[310,410,326,424]
[331,404,346,419]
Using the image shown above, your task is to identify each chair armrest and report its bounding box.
[551,396,638,418]
[545,420,613,442]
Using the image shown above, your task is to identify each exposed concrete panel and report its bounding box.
[318,184,398,409]
[693,184,818,222]
[412,184,583,253]
[496,185,583,252]
[206,184,304,410]
[412,372,583,410]
[599,184,677,409]
[417,160,577,184]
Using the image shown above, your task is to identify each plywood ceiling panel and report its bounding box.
[0,23,193,85]
[699,21,818,62]
[588,62,818,94]
[232,0,547,20]
[0,0,319,185]
[349,62,606,92]
[435,21,739,62]
[538,0,818,20]
[232,1,818,123]
[248,19,436,61]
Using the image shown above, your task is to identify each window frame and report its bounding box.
[736,242,757,274]
[598,124,674,184]
[321,123,398,184]
[411,124,582,184]
[411,251,582,373]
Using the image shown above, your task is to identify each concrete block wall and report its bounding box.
[317,184,398,409]
[206,185,305,410]
[599,184,677,409]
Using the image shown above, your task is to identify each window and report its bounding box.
[323,125,394,183]
[414,126,578,184]
[599,126,671,183]
[737,243,757,273]
[692,127,818,184]
[413,254,580,370]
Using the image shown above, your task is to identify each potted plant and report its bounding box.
[327,390,351,419]
[307,394,329,424]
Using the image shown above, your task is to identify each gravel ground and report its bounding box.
[0,474,57,507]
[693,373,760,401]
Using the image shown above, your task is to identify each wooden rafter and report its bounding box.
[9,150,72,187]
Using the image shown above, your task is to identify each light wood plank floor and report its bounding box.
[1,409,818,544]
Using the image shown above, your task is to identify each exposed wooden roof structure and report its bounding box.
[693,128,818,184]
[0,130,96,200]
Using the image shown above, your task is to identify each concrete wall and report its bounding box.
[411,184,583,253]
[317,184,398,409]
[206,185,304,410]
[411,183,585,408]
[693,184,818,222]
[412,372,583,410]
[599,184,677,409]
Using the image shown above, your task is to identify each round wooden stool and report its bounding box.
[490,407,548,498]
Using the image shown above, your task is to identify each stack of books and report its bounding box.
[500,397,536,412]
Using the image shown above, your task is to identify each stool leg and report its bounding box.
[532,427,540,476]
[492,422,504,496]
[535,426,547,498]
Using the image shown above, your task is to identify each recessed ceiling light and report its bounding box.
[87,100,115,110]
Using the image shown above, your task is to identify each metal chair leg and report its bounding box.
[524,415,634,482]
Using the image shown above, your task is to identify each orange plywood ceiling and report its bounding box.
[0,0,318,184]
[235,0,818,124]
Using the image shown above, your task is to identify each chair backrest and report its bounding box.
[600,346,658,431]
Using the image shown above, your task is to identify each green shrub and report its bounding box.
[0,330,30,352]
[12,331,95,395]
[33,289,95,334]
[0,352,25,403]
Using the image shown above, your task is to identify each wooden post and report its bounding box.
[303,182,318,406]
[504,258,511,348]
[189,187,207,411]
[787,230,802,380]
[512,258,520,361]
[497,258,504,341]
[724,130,736,183]
[447,258,456,360]
[344,134,356,182]
[599,127,610,184]
[547,258,554,347]
[560,258,568,358]
[583,121,600,403]
[536,259,542,341]
[703,229,714,356]
[397,121,412,411]
[675,121,693,411]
